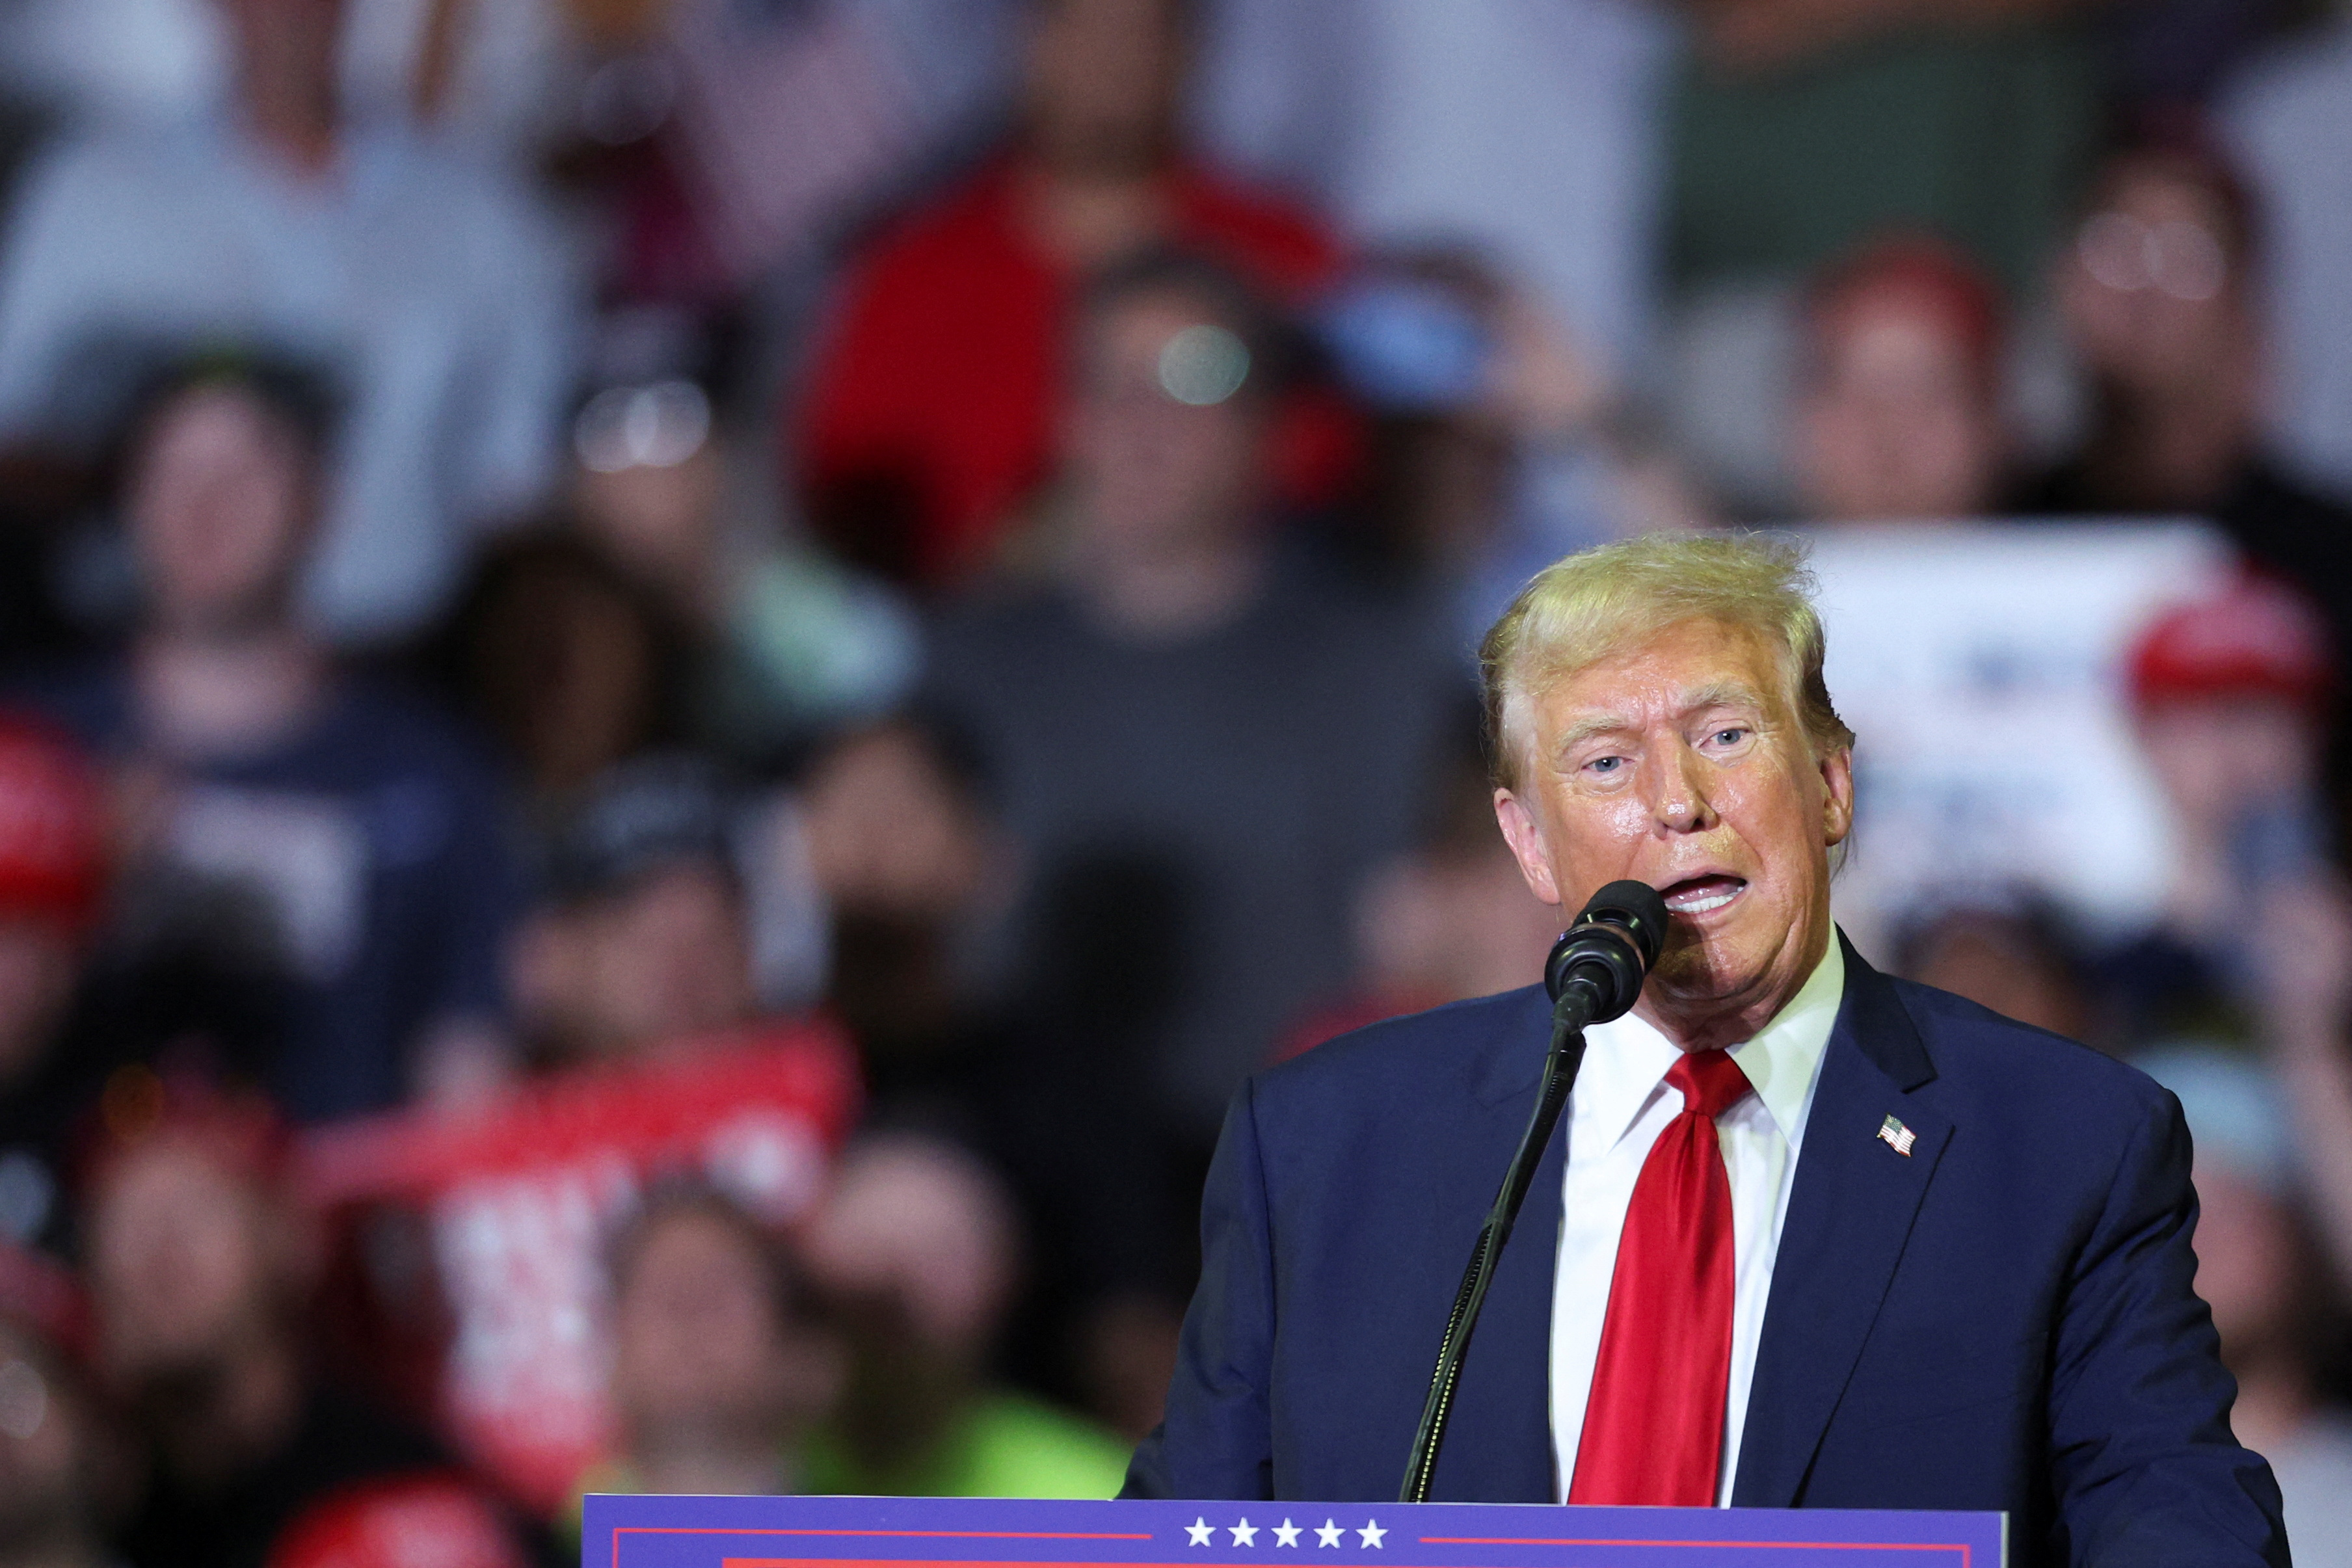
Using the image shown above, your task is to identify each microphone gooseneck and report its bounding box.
[1397,879,1672,1504]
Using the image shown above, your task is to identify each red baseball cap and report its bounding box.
[2127,574,2333,713]
[0,714,105,934]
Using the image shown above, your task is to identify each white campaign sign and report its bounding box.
[1806,521,2231,962]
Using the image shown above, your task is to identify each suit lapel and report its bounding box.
[1731,937,1953,1507]
[1426,987,1569,1502]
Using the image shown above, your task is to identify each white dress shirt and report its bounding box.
[1549,935,1845,1504]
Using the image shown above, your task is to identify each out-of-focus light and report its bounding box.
[2077,211,2228,303]
[574,380,712,473]
[1157,325,1251,406]
[2148,220,2225,302]
[0,1359,46,1441]
[2079,211,2149,292]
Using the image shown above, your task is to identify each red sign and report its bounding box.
[299,1024,861,1514]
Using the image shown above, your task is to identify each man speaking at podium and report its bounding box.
[1124,535,2288,1565]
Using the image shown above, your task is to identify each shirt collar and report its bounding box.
[1570,931,1846,1153]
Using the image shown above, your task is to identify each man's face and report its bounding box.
[1066,291,1264,563]
[576,864,753,1057]
[2059,164,2245,398]
[1494,617,1852,1031]
[573,440,725,602]
[802,727,990,922]
[127,386,315,637]
[2137,696,2318,832]
[611,1209,826,1444]
[801,1141,1017,1362]
[1798,289,2001,522]
[88,1144,276,1381]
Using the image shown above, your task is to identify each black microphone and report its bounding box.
[1398,879,1671,1503]
[1545,879,1671,1026]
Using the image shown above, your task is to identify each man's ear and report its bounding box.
[1819,747,1855,847]
[1493,789,1563,907]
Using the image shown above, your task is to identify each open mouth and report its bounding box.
[1661,875,1748,917]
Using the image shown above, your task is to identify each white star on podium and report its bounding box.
[1272,1521,1302,1548]
[1230,1521,1259,1547]
[1186,1519,1213,1547]
[1357,1522,1386,1550]
[1314,1521,1343,1549]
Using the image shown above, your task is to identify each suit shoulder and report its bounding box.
[1248,986,1551,1121]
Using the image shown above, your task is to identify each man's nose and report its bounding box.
[1639,743,1717,834]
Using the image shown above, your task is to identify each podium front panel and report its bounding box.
[587,1491,2003,1568]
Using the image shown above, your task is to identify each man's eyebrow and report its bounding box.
[1679,680,1771,717]
[1554,711,1636,754]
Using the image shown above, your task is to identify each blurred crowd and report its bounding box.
[1,0,2351,1561]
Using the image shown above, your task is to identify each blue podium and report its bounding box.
[585,1493,2003,1568]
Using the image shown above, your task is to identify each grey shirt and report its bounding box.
[0,119,578,641]
[928,550,1466,1134]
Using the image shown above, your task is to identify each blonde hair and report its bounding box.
[1479,531,1855,788]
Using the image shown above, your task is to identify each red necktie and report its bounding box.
[1568,1046,1754,1507]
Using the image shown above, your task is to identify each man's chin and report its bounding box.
[1646,929,1771,1009]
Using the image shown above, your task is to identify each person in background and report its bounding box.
[1279,712,1563,1061]
[10,358,522,1122]
[2022,137,2352,659]
[1315,250,1704,657]
[570,310,919,772]
[925,251,1460,1163]
[0,1318,124,1568]
[2093,575,2334,1048]
[81,1087,526,1568]
[508,755,756,1069]
[792,0,1341,588]
[797,712,1184,1442]
[1793,235,2012,524]
[595,1187,843,1500]
[0,718,111,1260]
[1890,898,2097,1047]
[435,531,690,815]
[0,0,578,644]
[2107,585,2352,1322]
[2132,1046,2352,1566]
[799,715,1012,1100]
[798,1135,1129,1499]
[0,715,289,1264]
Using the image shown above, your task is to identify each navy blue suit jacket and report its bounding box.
[1125,938,2288,1567]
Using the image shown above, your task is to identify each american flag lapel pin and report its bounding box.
[1878,1113,1917,1156]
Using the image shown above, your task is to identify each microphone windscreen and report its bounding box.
[1545,879,1671,1016]
[1583,879,1669,966]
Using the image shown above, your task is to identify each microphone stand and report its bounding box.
[1397,986,1593,1504]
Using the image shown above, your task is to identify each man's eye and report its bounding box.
[1711,728,1748,747]
[1587,756,1624,775]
